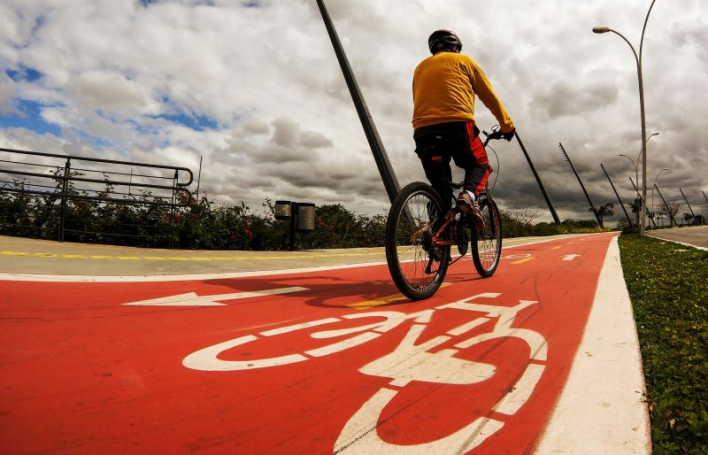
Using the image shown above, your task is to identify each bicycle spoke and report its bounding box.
[471,197,502,277]
[385,183,449,300]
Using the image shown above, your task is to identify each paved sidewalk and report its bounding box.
[536,236,650,454]
[0,234,573,276]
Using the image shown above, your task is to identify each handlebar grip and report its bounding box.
[483,130,504,140]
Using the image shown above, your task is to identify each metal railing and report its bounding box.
[0,147,194,247]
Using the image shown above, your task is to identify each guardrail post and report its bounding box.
[59,158,71,241]
[0,147,195,246]
[169,170,178,248]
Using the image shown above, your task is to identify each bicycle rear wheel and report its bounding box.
[385,182,450,300]
[471,196,502,277]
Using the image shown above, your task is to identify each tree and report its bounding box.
[616,218,631,232]
[658,202,681,227]
[647,209,657,228]
[590,203,614,229]
[630,197,642,228]
[505,207,541,226]
[683,213,694,226]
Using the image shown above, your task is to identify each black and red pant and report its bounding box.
[413,121,491,212]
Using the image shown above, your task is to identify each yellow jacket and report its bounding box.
[412,51,514,132]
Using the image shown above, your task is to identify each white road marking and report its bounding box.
[493,363,545,416]
[260,317,340,337]
[122,286,307,306]
[334,387,505,454]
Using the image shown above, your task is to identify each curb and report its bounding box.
[535,235,651,454]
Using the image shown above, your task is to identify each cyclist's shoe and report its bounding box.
[428,245,443,262]
[425,246,445,274]
[457,191,485,231]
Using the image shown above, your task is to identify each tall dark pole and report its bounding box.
[559,143,601,226]
[515,133,560,224]
[679,188,695,217]
[601,163,634,229]
[316,0,401,204]
[654,183,677,227]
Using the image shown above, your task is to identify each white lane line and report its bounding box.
[123,286,308,306]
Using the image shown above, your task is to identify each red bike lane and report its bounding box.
[1,233,616,454]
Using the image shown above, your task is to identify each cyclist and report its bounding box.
[412,29,515,228]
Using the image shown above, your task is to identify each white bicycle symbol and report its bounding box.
[183,293,548,454]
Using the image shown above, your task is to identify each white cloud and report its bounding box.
[0,0,707,223]
[0,72,19,115]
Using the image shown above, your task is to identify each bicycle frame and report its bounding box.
[384,126,505,300]
[426,125,503,261]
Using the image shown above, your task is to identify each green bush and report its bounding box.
[2,179,612,249]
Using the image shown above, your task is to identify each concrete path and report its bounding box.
[0,234,575,276]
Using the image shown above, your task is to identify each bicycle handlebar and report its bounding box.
[484,129,505,140]
[482,127,506,147]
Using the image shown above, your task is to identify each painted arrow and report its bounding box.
[562,254,581,261]
[123,286,308,307]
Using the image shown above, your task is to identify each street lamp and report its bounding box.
[619,132,659,228]
[593,0,658,236]
[639,132,660,162]
[620,131,659,197]
[619,155,639,197]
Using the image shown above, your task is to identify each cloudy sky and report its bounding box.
[1,0,707,223]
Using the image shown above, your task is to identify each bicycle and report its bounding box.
[385,127,505,300]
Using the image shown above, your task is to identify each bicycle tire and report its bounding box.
[471,196,502,277]
[385,182,450,300]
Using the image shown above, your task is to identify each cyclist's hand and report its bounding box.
[485,127,504,140]
[502,128,515,142]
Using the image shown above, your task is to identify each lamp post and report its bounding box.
[651,167,668,217]
[620,132,659,198]
[620,132,658,228]
[619,155,639,198]
[593,0,658,236]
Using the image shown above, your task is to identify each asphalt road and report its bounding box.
[647,225,708,249]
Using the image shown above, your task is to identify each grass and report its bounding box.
[618,233,708,454]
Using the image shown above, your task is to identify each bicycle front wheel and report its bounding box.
[385,182,450,300]
[471,196,502,277]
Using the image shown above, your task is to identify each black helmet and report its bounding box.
[428,29,462,54]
